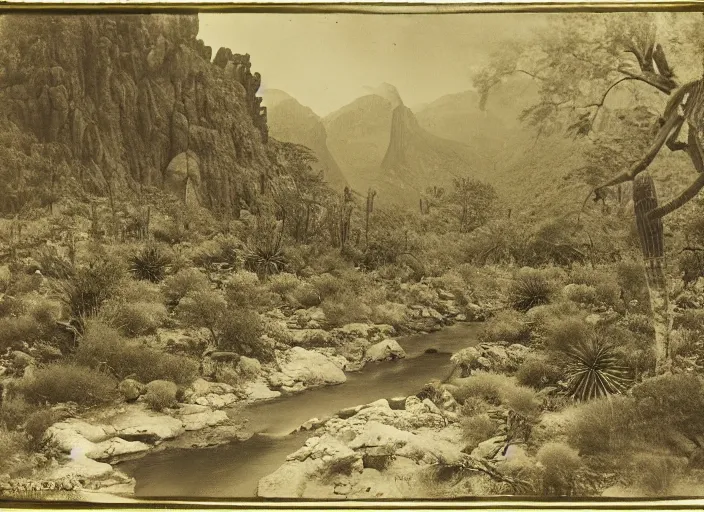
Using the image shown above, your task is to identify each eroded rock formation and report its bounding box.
[0,14,270,212]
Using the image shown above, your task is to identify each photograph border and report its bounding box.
[0,1,703,509]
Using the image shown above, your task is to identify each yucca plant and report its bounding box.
[130,245,171,283]
[244,246,287,279]
[564,338,631,402]
[509,270,554,312]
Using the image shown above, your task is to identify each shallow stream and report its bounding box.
[119,323,481,499]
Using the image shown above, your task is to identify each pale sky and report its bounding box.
[198,13,546,117]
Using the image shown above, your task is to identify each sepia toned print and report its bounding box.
[1,8,704,504]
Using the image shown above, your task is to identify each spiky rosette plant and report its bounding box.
[508,270,554,312]
[130,245,171,283]
[564,338,631,402]
[244,246,287,279]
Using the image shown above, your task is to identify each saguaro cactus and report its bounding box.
[633,172,671,374]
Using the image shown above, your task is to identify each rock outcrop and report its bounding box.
[0,15,273,213]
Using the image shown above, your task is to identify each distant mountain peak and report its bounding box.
[362,83,404,109]
[381,105,420,170]
[260,89,297,110]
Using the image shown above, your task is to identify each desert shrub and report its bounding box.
[144,380,178,411]
[450,372,514,405]
[567,264,622,310]
[0,315,44,351]
[115,278,163,304]
[321,291,372,327]
[316,455,357,483]
[176,289,228,341]
[16,362,118,406]
[224,270,267,309]
[568,263,610,287]
[564,337,631,402]
[478,310,531,344]
[290,282,321,308]
[431,271,470,305]
[310,273,345,300]
[75,322,198,384]
[267,272,302,297]
[542,317,591,353]
[0,294,24,318]
[670,328,698,358]
[674,308,704,333]
[33,245,73,279]
[28,298,60,325]
[536,442,582,496]
[371,302,408,328]
[191,236,241,267]
[516,353,564,390]
[100,300,168,337]
[24,407,60,451]
[262,317,293,345]
[217,309,269,360]
[678,250,704,287]
[454,264,508,304]
[622,313,655,337]
[0,396,33,430]
[632,453,687,496]
[461,413,498,450]
[0,427,24,472]
[7,272,43,295]
[630,373,704,447]
[161,268,211,306]
[509,268,555,312]
[459,396,492,416]
[562,284,599,306]
[502,384,541,421]
[57,258,124,320]
[376,263,415,283]
[616,260,648,303]
[568,395,637,455]
[528,300,583,331]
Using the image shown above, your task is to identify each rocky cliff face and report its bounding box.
[0,14,272,213]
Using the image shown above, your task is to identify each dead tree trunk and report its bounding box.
[633,172,671,375]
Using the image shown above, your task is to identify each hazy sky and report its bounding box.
[198,13,546,117]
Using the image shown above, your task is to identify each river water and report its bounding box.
[118,323,481,499]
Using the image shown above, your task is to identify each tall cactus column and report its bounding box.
[633,172,672,375]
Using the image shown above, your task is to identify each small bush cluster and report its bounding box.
[144,380,178,411]
[100,300,168,337]
[162,268,211,306]
[536,442,582,496]
[516,353,563,390]
[479,310,531,344]
[15,362,119,406]
[57,258,124,320]
[75,322,198,384]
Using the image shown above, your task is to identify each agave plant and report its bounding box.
[564,338,631,402]
[130,245,171,283]
[509,271,554,312]
[244,245,287,279]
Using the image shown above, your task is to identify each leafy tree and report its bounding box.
[475,12,704,373]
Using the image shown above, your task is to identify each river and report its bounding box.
[118,323,481,499]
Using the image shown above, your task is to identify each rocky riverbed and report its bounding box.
[0,279,491,500]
